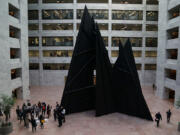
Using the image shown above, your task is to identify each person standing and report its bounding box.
[61,106,66,123]
[30,117,37,133]
[57,113,62,127]
[25,113,30,128]
[53,108,57,121]
[47,105,51,118]
[16,105,20,120]
[155,112,162,127]
[166,109,172,123]
[39,114,44,129]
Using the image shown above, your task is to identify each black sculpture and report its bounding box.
[61,6,153,121]
[112,39,153,121]
[60,6,96,114]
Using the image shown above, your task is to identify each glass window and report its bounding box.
[9,4,19,19]
[133,51,142,57]
[77,23,108,30]
[166,49,178,59]
[112,0,142,4]
[146,11,158,21]
[112,10,143,20]
[112,50,141,57]
[145,51,157,57]
[28,10,38,20]
[11,68,21,79]
[29,37,39,46]
[9,26,20,39]
[145,38,157,47]
[169,5,180,20]
[42,10,73,20]
[29,63,39,70]
[78,0,108,3]
[42,37,73,46]
[145,64,156,70]
[29,50,39,57]
[112,37,142,47]
[111,51,119,57]
[43,50,73,57]
[10,48,20,59]
[146,0,158,5]
[43,63,70,70]
[146,24,158,31]
[165,69,176,80]
[112,24,142,31]
[167,27,179,39]
[136,64,142,70]
[28,0,38,3]
[77,9,108,20]
[43,0,73,3]
[43,23,73,30]
[29,24,39,30]
[103,37,108,46]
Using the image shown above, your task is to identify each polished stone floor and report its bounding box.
[10,86,180,135]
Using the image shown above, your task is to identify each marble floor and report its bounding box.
[10,86,180,135]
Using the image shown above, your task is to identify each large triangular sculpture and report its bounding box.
[112,39,153,121]
[60,6,96,114]
[95,23,114,116]
[61,6,153,121]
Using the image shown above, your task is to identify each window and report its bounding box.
[111,50,141,57]
[43,23,73,30]
[28,10,39,20]
[136,64,142,70]
[112,0,142,4]
[146,24,158,31]
[145,64,156,70]
[166,49,178,59]
[10,48,20,59]
[29,63,39,70]
[77,23,108,30]
[112,24,142,31]
[111,51,119,57]
[103,37,108,46]
[29,24,39,30]
[165,69,176,80]
[28,0,38,3]
[43,0,73,3]
[167,27,179,39]
[169,5,180,20]
[42,37,73,46]
[133,51,142,57]
[77,9,108,20]
[9,26,20,39]
[146,11,158,21]
[43,63,70,70]
[146,38,157,47]
[42,10,73,20]
[29,50,39,57]
[145,51,157,57]
[29,37,39,46]
[11,68,21,79]
[43,50,73,57]
[112,37,142,47]
[9,4,19,19]
[112,10,143,20]
[146,0,158,5]
[78,0,108,3]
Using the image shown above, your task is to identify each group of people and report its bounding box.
[16,101,52,132]
[155,109,172,127]
[15,101,66,133]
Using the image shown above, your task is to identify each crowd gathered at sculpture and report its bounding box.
[15,101,66,132]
